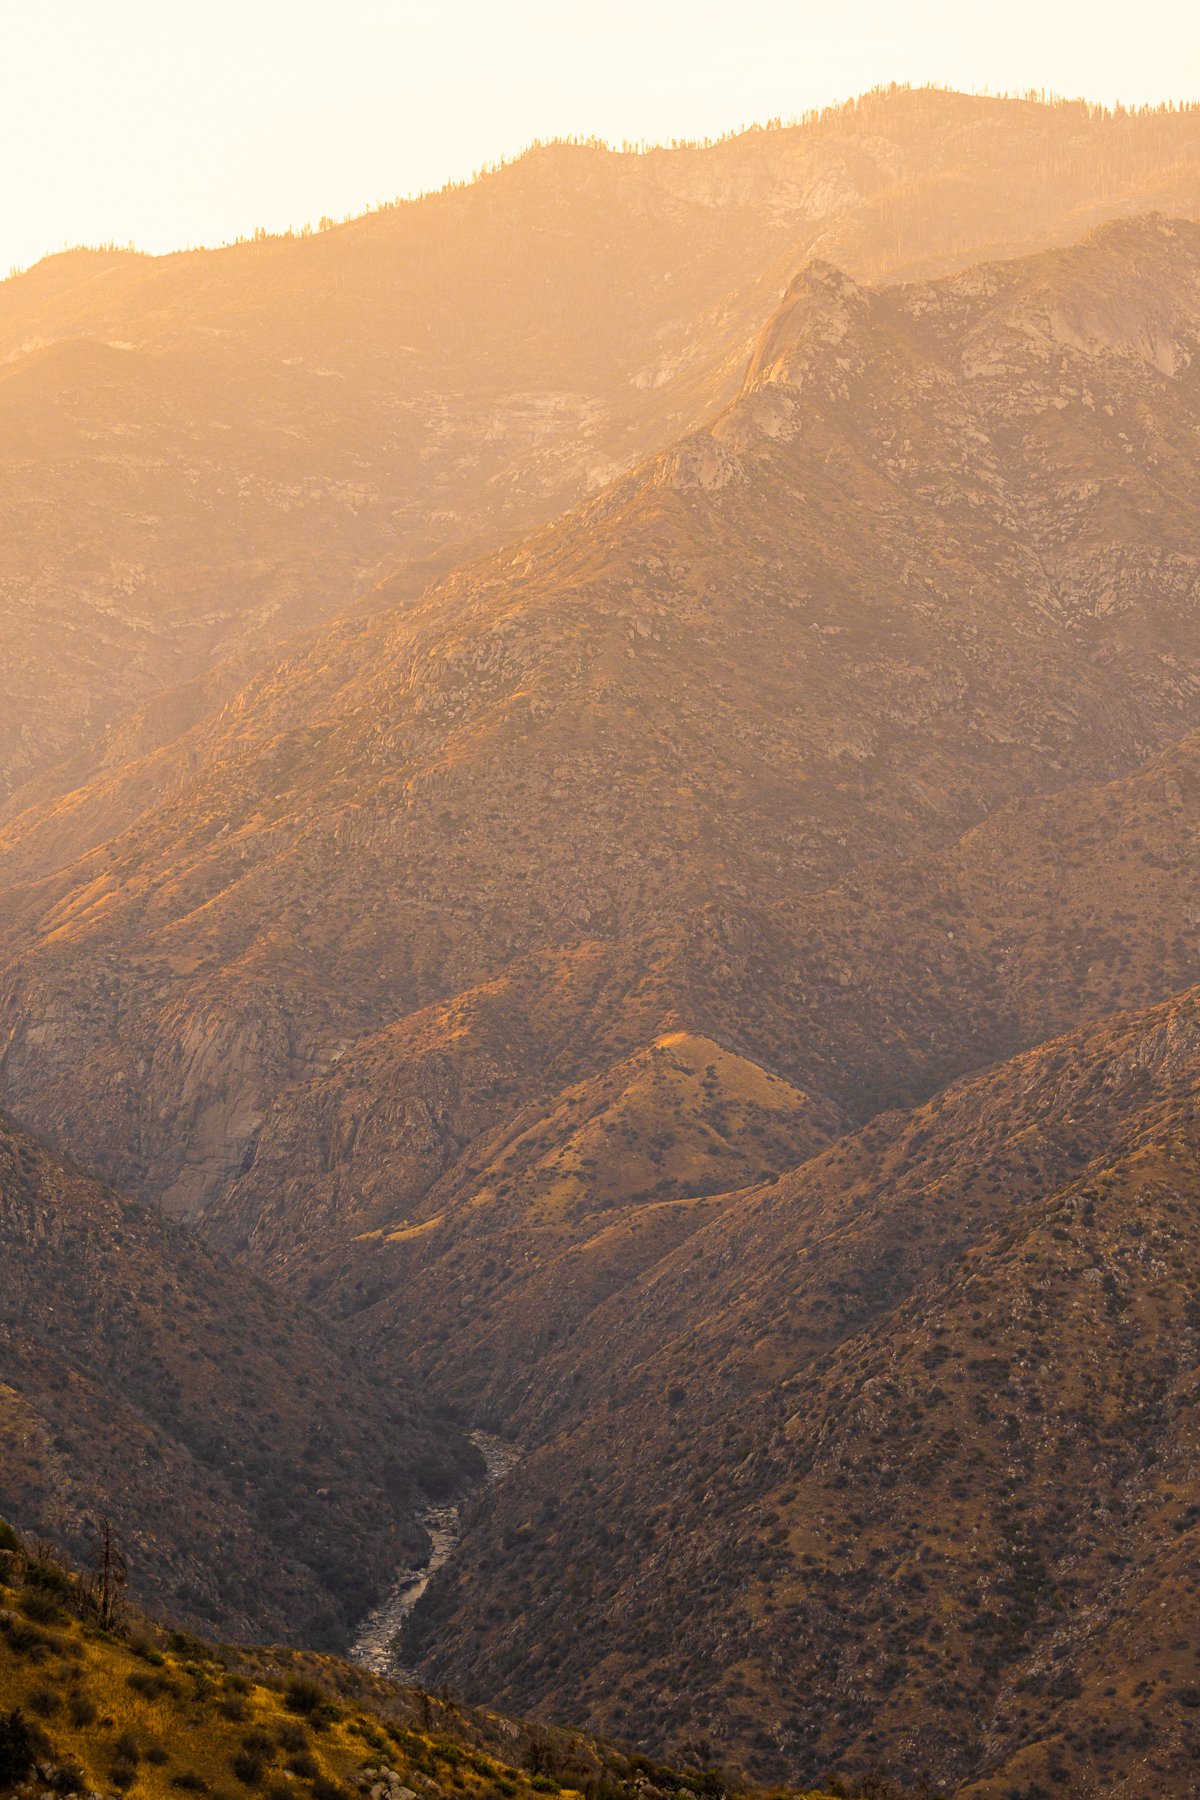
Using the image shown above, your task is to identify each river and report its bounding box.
[348,1429,521,1680]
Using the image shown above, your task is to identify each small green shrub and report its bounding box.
[1,1616,54,1660]
[127,1668,176,1700]
[50,1755,88,1793]
[20,1587,65,1625]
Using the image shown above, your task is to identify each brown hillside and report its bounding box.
[408,985,1200,1796]
[0,1111,479,1647]
[3,218,1200,1221]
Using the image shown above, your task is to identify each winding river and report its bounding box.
[349,1430,521,1680]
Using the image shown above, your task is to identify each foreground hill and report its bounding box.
[3,217,1200,1222]
[5,88,1200,803]
[0,1113,479,1647]
[408,981,1200,1796]
[0,1528,839,1800]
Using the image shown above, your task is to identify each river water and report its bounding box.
[348,1429,521,1680]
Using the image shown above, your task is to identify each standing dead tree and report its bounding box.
[87,1516,128,1631]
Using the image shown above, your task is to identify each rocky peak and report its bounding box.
[740,260,873,394]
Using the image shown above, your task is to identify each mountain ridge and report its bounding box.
[6,86,1200,806]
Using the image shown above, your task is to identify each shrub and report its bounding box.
[20,1587,66,1625]
[310,1779,350,1800]
[68,1691,98,1728]
[111,1764,140,1792]
[0,1709,48,1785]
[27,1684,61,1718]
[47,1756,88,1793]
[114,1732,142,1765]
[25,1556,72,1597]
[128,1668,176,1699]
[232,1750,266,1787]
[284,1677,328,1717]
[172,1775,211,1792]
[1,1616,53,1660]
[0,1522,21,1554]
[276,1723,309,1753]
[285,1752,319,1780]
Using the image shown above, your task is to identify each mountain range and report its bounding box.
[3,86,1200,1800]
[5,86,1200,807]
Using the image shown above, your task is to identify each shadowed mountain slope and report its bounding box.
[0,1110,480,1648]
[6,88,1200,804]
[201,693,1199,1289]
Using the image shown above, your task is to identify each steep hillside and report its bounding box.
[407,985,1200,1796]
[279,1033,839,1418]
[6,88,1200,803]
[3,218,1200,1221]
[0,1529,826,1800]
[207,717,1199,1303]
[0,1112,479,1648]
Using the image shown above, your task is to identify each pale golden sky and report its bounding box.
[3,0,1199,276]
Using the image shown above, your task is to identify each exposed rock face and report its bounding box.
[6,91,1200,806]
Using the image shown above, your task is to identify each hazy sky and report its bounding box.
[3,0,1200,275]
